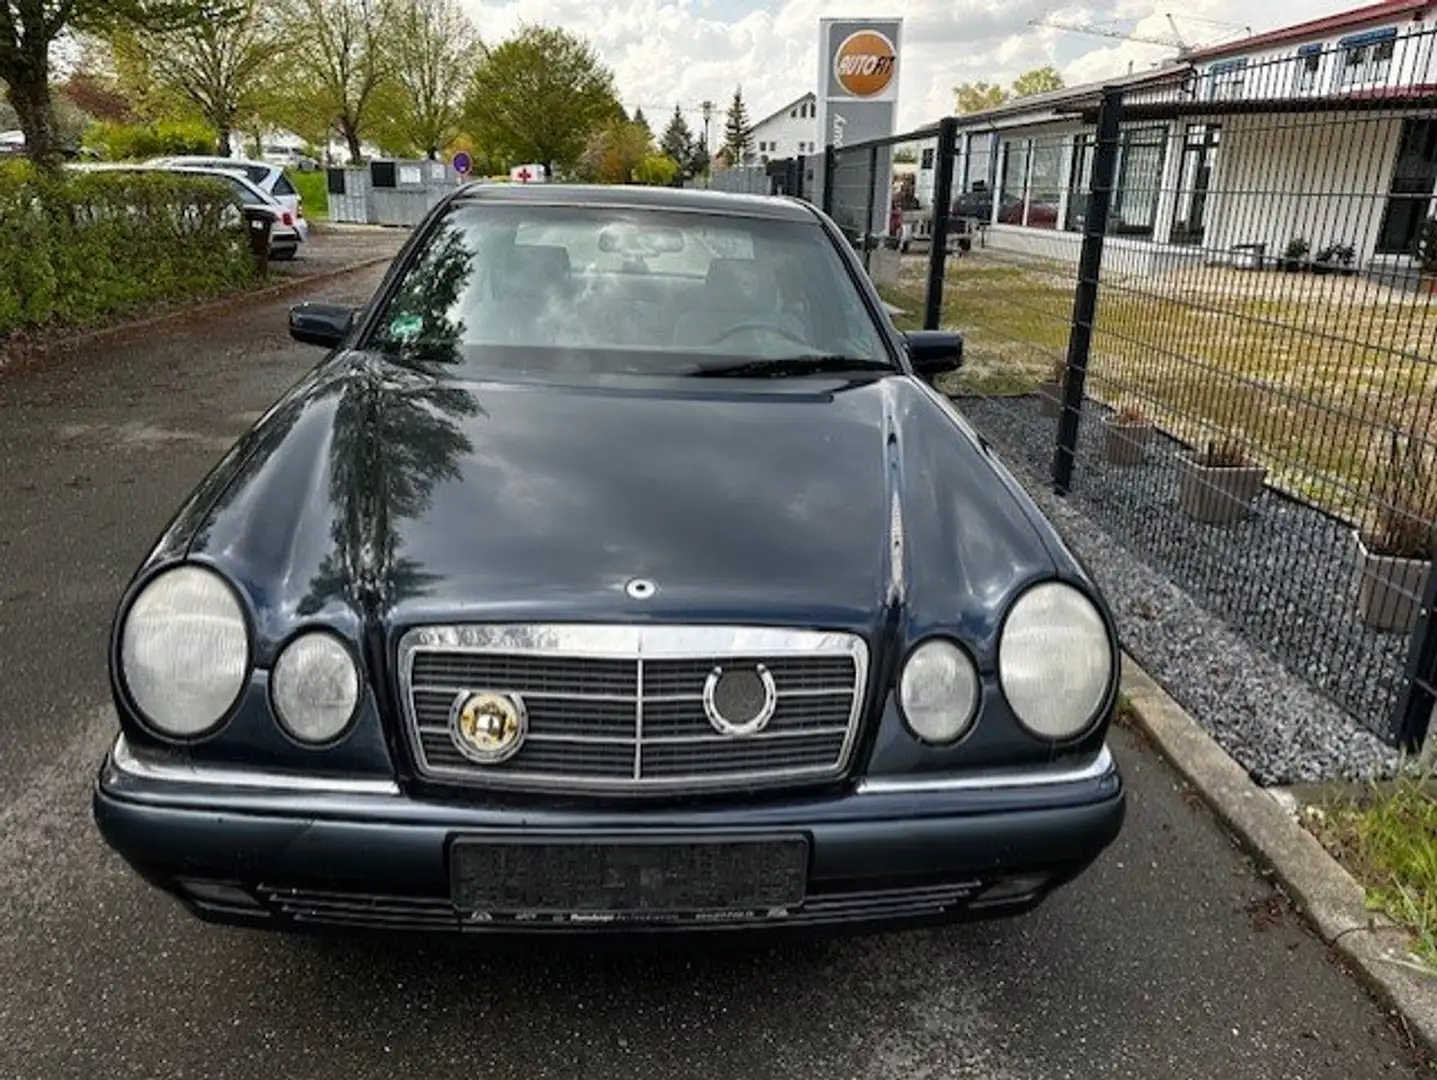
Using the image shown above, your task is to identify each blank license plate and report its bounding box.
[449,835,809,915]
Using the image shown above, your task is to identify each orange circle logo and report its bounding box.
[834,30,897,98]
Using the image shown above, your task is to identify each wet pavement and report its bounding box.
[0,255,1430,1079]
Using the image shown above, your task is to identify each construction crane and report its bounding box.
[1028,14,1251,57]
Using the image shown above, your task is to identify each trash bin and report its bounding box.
[241,207,273,275]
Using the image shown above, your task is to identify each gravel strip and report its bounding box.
[956,394,1402,784]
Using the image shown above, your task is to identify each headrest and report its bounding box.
[704,258,777,309]
[494,244,572,298]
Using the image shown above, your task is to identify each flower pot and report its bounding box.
[1177,456,1268,524]
[1038,380,1063,417]
[1103,417,1153,466]
[1355,533,1431,633]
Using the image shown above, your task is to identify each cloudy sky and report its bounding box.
[461,0,1356,137]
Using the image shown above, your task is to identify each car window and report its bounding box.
[370,202,890,377]
[272,174,296,197]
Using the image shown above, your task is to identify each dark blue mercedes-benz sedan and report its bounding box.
[92,183,1124,936]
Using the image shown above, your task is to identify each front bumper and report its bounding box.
[93,736,1125,938]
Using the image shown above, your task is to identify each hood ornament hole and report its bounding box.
[625,578,657,600]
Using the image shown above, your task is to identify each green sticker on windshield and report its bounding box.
[388,313,423,341]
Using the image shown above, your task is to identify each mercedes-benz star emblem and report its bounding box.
[450,691,528,764]
[704,664,778,737]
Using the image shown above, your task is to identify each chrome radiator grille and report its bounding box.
[398,625,869,793]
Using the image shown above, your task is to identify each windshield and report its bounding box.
[367,202,892,377]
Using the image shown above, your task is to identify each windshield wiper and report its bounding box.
[691,355,894,378]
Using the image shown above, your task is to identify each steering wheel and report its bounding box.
[707,320,810,347]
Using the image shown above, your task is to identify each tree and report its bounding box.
[1012,66,1064,98]
[376,0,480,159]
[0,0,218,164]
[954,66,1067,114]
[722,86,751,165]
[631,106,649,138]
[464,24,620,177]
[577,120,651,184]
[280,0,393,162]
[659,105,695,179]
[114,0,283,156]
[953,81,1008,114]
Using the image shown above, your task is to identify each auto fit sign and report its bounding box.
[814,18,903,238]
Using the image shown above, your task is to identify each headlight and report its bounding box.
[999,582,1113,741]
[271,632,360,745]
[898,639,980,744]
[119,565,250,738]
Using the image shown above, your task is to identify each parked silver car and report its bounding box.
[117,163,304,260]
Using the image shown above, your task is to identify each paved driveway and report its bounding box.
[0,263,1428,1079]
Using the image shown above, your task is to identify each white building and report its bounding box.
[747,92,821,163]
[909,0,1437,278]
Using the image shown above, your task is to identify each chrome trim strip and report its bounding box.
[108,735,401,796]
[397,624,870,794]
[854,745,1115,795]
[632,656,645,781]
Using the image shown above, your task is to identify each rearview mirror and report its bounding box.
[289,302,353,348]
[903,330,964,377]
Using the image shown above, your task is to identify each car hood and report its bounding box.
[181,355,1059,645]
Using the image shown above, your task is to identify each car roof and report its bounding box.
[452,183,818,222]
[146,164,277,196]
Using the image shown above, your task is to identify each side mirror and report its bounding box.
[289,302,353,348]
[904,330,964,377]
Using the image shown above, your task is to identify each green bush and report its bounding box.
[0,160,258,336]
[84,119,218,161]
[287,168,328,219]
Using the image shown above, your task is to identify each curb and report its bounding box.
[0,255,394,376]
[1120,655,1437,1061]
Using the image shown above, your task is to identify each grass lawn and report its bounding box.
[1305,773,1437,972]
[879,250,1437,525]
[288,169,328,219]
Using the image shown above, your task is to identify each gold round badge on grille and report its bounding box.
[449,691,527,764]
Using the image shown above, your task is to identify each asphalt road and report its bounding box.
[0,248,1430,1079]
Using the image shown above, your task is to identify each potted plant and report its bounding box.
[1413,217,1437,295]
[1356,435,1436,633]
[1281,236,1310,272]
[1314,242,1356,276]
[1177,439,1268,524]
[1102,401,1154,466]
[1038,356,1066,418]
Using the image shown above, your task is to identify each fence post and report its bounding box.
[1052,87,1124,496]
[795,154,806,200]
[1392,565,1437,750]
[923,116,958,331]
[863,143,879,271]
[822,145,837,216]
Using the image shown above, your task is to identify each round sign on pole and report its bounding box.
[451,150,472,177]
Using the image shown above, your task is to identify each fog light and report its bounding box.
[175,879,262,910]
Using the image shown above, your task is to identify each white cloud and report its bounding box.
[460,0,1357,138]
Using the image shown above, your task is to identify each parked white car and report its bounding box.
[147,164,304,259]
[149,156,310,243]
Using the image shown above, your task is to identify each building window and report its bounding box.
[790,109,797,118]
[1338,29,1396,87]
[920,147,934,169]
[1295,45,1321,92]
[1065,126,1170,238]
[1206,58,1248,100]
[998,138,1030,224]
[965,135,994,194]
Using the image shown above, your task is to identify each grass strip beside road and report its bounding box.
[1305,773,1437,972]
[878,250,1437,526]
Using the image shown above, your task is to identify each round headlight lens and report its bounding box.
[898,639,980,744]
[999,582,1113,741]
[119,565,249,738]
[272,632,360,744]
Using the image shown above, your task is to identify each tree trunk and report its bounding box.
[340,119,363,164]
[217,128,233,158]
[8,62,60,167]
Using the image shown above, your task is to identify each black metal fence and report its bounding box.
[817,27,1437,750]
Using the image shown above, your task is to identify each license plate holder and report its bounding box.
[449,834,810,916]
